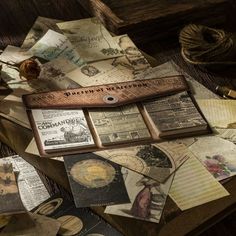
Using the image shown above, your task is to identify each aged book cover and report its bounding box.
[32,194,123,236]
[63,153,130,207]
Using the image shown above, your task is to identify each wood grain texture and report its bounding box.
[78,0,232,43]
[0,0,236,235]
[0,0,89,49]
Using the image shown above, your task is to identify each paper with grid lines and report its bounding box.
[169,154,229,210]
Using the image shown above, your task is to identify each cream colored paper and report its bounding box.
[196,99,236,128]
[66,34,150,86]
[57,17,123,62]
[169,154,229,210]
[215,128,236,144]
[29,29,85,66]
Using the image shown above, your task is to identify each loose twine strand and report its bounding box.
[179,24,236,65]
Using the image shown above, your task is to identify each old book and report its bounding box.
[32,194,123,236]
[63,153,130,207]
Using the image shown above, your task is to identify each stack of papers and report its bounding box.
[0,16,235,233]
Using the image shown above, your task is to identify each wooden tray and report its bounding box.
[77,0,230,44]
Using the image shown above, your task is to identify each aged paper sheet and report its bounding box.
[57,17,123,62]
[21,16,61,50]
[169,154,229,210]
[189,136,236,181]
[97,141,189,183]
[66,34,150,86]
[29,29,85,66]
[196,99,236,128]
[105,168,173,223]
[5,155,50,211]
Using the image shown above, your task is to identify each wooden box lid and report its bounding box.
[77,0,230,44]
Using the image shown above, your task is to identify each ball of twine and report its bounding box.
[179,24,236,66]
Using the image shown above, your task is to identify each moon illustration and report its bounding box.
[33,198,63,215]
[70,159,116,188]
[57,215,83,236]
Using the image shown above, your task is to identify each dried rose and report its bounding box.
[19,59,40,80]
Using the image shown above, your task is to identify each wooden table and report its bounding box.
[1,1,236,235]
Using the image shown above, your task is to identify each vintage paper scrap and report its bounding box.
[4,155,50,211]
[169,154,229,210]
[21,16,62,50]
[196,99,236,128]
[97,141,190,183]
[66,34,150,86]
[29,29,85,67]
[215,128,236,144]
[57,17,123,62]
[189,135,236,181]
[105,167,173,223]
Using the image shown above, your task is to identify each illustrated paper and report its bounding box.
[97,141,190,182]
[169,154,229,210]
[57,17,123,62]
[64,153,130,207]
[29,29,85,66]
[105,168,173,223]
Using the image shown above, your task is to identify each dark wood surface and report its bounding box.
[78,0,234,43]
[0,0,236,236]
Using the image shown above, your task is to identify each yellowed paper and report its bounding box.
[66,34,150,86]
[197,99,236,128]
[169,154,229,210]
[57,17,123,62]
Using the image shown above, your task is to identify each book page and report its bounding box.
[169,154,229,210]
[196,99,236,128]
[57,17,123,62]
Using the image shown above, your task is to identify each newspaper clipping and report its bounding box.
[31,109,95,151]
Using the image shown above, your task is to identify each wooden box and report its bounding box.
[77,0,231,44]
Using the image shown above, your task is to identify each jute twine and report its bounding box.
[179,24,236,66]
